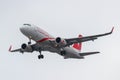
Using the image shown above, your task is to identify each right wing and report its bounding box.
[9,45,22,52]
[8,43,39,53]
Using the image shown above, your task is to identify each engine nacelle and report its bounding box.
[55,37,67,46]
[21,43,33,52]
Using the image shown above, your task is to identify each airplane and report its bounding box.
[9,24,114,59]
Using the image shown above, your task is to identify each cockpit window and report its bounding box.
[23,24,31,26]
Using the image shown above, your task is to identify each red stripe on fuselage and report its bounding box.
[37,38,54,42]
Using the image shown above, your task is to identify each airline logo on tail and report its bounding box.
[72,35,82,51]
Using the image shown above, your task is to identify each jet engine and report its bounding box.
[55,37,67,47]
[21,43,33,52]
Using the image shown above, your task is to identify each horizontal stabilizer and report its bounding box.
[79,51,100,56]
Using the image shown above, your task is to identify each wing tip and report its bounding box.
[96,51,100,54]
[111,27,114,33]
[8,45,12,52]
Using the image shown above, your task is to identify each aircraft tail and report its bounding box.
[72,35,82,51]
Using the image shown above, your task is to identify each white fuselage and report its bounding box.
[20,24,83,59]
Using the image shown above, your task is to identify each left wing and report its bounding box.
[65,27,114,46]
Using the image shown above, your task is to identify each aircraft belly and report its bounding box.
[63,47,82,59]
[35,42,58,53]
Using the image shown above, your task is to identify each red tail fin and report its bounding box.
[72,35,82,51]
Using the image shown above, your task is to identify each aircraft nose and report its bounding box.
[20,24,36,38]
[20,27,27,34]
[20,24,32,35]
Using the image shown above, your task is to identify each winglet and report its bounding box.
[8,45,12,52]
[111,27,114,33]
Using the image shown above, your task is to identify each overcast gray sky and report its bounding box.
[0,0,120,80]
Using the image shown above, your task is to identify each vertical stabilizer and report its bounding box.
[72,35,82,51]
